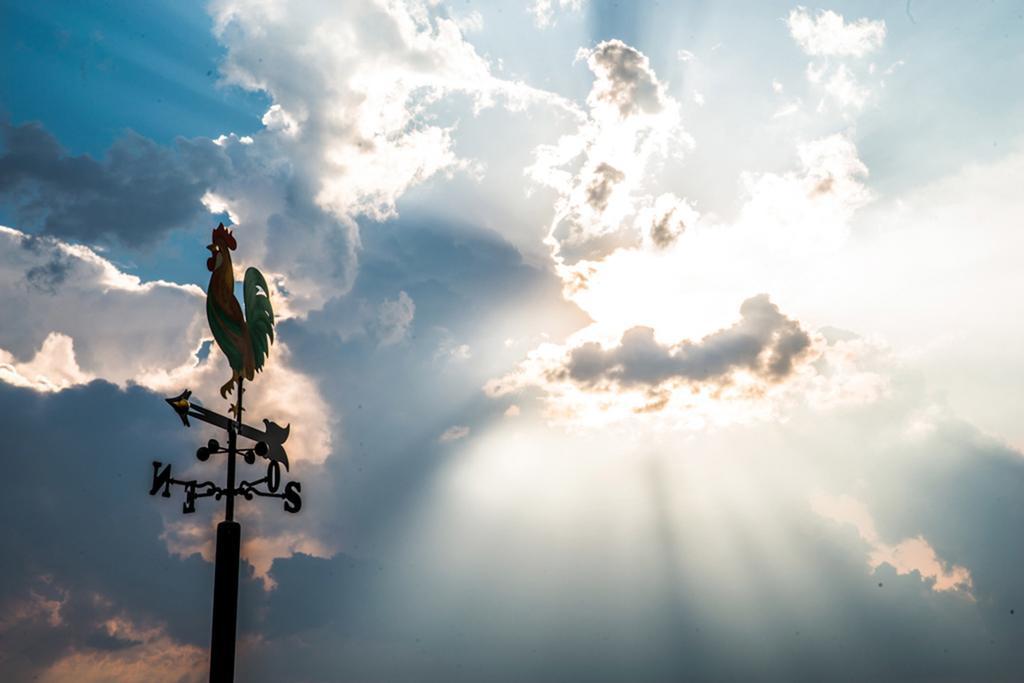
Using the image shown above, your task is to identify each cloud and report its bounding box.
[0,121,226,247]
[0,380,255,681]
[560,294,812,388]
[785,9,886,113]
[787,8,886,57]
[282,214,588,572]
[735,133,871,249]
[8,5,1024,681]
[210,0,577,222]
[508,24,877,429]
[807,61,872,112]
[373,291,416,346]
[584,162,625,212]
[3,0,585,317]
[583,39,668,119]
[811,493,973,593]
[0,226,205,385]
[439,424,470,442]
[529,0,585,29]
[637,193,695,249]
[34,616,206,683]
[299,287,418,347]
[822,63,870,110]
[527,39,690,264]
[0,332,92,391]
[482,307,882,435]
[245,373,1024,682]
[0,225,335,584]
[190,0,581,313]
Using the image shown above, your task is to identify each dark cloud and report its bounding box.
[288,214,589,533]
[24,253,73,294]
[0,121,227,246]
[585,162,625,212]
[563,294,812,388]
[648,206,685,248]
[550,215,640,266]
[19,231,75,295]
[233,405,1024,683]
[0,380,263,678]
[587,39,665,117]
[5,214,1024,682]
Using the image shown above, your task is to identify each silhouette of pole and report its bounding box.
[209,378,243,683]
[155,386,302,680]
[151,226,301,683]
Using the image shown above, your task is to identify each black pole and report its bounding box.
[225,379,241,522]
[209,520,240,683]
[210,377,244,682]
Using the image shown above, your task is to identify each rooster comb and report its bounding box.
[211,223,237,250]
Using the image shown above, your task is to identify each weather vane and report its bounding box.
[149,223,302,683]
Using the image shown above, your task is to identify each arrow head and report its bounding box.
[164,389,192,427]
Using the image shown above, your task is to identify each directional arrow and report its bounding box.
[165,389,291,470]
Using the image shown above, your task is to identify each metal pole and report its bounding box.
[209,520,240,682]
[210,377,244,682]
[225,378,242,522]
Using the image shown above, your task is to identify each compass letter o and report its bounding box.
[267,461,281,493]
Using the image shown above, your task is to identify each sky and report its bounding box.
[1,1,1023,681]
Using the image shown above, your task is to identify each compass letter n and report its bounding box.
[150,462,173,498]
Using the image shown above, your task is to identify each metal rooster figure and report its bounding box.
[205,223,275,407]
[150,223,302,683]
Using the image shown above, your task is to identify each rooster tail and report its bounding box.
[243,267,275,373]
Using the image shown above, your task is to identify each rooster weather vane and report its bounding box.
[149,223,302,683]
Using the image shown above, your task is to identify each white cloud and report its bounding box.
[374,290,416,346]
[807,146,1024,449]
[821,63,870,110]
[436,339,472,361]
[499,124,878,430]
[439,424,470,442]
[0,224,333,469]
[787,7,886,57]
[527,40,691,264]
[0,226,205,386]
[0,333,92,392]
[529,0,584,29]
[212,0,577,221]
[452,9,484,33]
[505,7,880,431]
[202,0,582,313]
[0,225,335,582]
[773,100,801,118]
[736,133,872,246]
[786,9,885,114]
[811,493,973,593]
